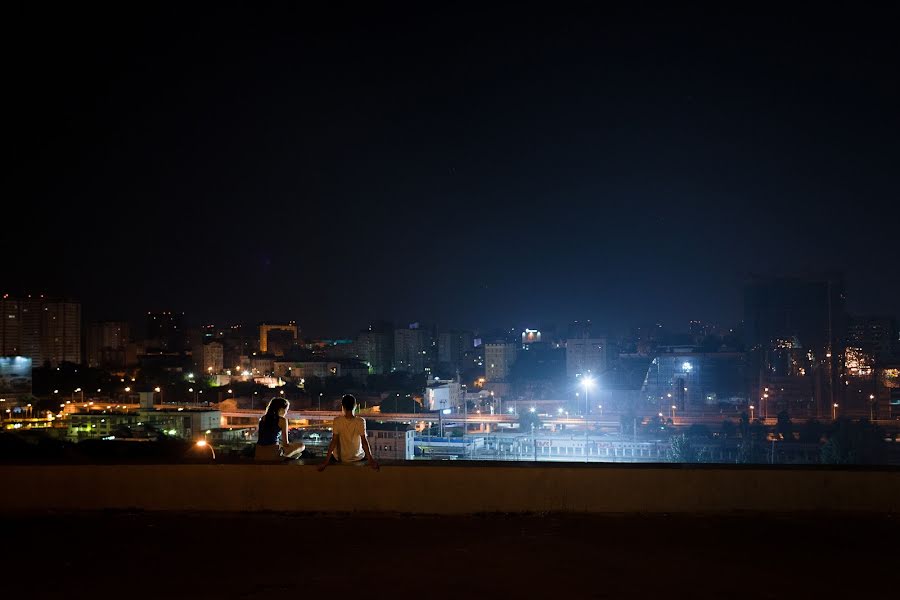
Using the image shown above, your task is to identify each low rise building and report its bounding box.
[366,421,414,460]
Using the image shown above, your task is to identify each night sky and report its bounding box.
[10,3,899,336]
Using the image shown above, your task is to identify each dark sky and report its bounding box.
[10,3,900,336]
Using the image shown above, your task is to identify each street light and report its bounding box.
[194,440,216,460]
[671,405,677,420]
[749,405,755,420]
[832,403,839,420]
[581,376,595,415]
[869,394,876,421]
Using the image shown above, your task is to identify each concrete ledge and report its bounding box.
[3,463,898,514]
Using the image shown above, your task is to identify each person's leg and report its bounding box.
[254,444,281,462]
[282,442,305,458]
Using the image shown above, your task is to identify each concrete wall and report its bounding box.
[2,464,898,514]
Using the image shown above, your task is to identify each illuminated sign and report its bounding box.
[0,356,32,396]
[522,329,541,344]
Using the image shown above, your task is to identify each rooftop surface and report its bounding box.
[4,512,896,599]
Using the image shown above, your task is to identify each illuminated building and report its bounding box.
[146,311,185,352]
[87,321,130,369]
[521,329,542,345]
[438,330,473,371]
[201,341,224,374]
[485,342,517,381]
[566,337,607,378]
[847,316,898,360]
[744,275,846,417]
[274,360,368,382]
[0,295,81,366]
[358,322,393,374]
[259,322,298,354]
[394,325,428,373]
[367,422,414,460]
[641,352,748,411]
[425,377,461,411]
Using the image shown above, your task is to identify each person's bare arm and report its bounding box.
[280,418,290,445]
[360,430,379,471]
[318,433,338,471]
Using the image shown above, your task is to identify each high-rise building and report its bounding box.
[744,275,846,356]
[847,316,898,360]
[87,321,130,369]
[358,322,394,374]
[394,325,428,373]
[259,322,298,354]
[438,330,473,371]
[201,341,224,374]
[485,342,517,381]
[641,352,749,411]
[146,311,185,352]
[566,338,607,378]
[744,274,847,416]
[0,295,81,366]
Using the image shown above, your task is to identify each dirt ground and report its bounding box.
[3,511,896,599]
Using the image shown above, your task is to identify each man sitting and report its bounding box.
[318,394,379,471]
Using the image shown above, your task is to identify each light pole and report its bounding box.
[581,377,595,463]
[869,394,875,421]
[195,440,216,460]
[671,405,677,422]
[318,393,322,411]
[832,403,839,421]
[749,405,755,420]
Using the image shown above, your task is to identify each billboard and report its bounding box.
[0,356,33,396]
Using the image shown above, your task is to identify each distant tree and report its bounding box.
[620,411,639,436]
[379,395,419,413]
[721,420,737,440]
[820,419,886,465]
[686,424,712,439]
[669,433,707,463]
[775,411,794,441]
[518,410,542,432]
[799,419,824,444]
[736,412,763,463]
[303,376,325,397]
[698,335,722,353]
[644,414,666,434]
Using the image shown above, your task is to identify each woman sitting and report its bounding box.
[254,397,305,461]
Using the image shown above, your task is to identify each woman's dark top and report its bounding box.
[257,415,282,446]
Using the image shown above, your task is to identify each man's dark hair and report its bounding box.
[341,394,357,411]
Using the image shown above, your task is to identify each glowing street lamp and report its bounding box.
[597,404,603,416]
[833,403,839,420]
[749,405,755,420]
[194,439,216,460]
[671,405,677,420]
